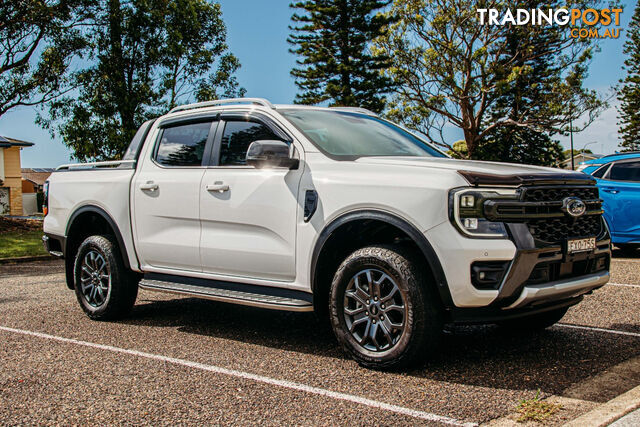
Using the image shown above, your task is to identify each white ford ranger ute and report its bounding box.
[42,98,610,369]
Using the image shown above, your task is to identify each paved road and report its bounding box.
[1,257,638,425]
[610,407,640,427]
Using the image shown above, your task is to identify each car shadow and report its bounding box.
[612,247,640,259]
[125,296,640,398]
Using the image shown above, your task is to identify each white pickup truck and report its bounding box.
[43,98,610,369]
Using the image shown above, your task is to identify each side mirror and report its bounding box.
[246,140,299,169]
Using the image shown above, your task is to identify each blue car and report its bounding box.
[578,152,640,252]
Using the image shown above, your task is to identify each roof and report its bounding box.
[560,153,602,165]
[580,152,640,165]
[166,97,378,117]
[0,135,35,148]
[21,168,53,186]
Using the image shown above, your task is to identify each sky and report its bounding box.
[0,0,635,168]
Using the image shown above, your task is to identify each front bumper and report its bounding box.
[504,270,608,309]
[425,219,611,314]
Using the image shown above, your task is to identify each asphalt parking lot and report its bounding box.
[1,252,638,425]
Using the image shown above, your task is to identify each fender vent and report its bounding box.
[304,190,318,222]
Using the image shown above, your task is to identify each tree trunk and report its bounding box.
[338,0,352,105]
[107,0,135,139]
[462,106,480,159]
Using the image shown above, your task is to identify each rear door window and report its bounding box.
[609,161,640,182]
[155,122,212,167]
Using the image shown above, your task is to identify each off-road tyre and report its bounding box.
[329,245,443,370]
[73,235,138,320]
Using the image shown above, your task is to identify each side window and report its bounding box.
[609,161,640,182]
[219,121,284,166]
[155,121,211,167]
[592,164,610,178]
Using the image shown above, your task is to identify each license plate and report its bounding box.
[567,237,596,254]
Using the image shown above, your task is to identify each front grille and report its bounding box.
[522,186,599,202]
[528,215,603,243]
[482,184,605,245]
[522,185,602,244]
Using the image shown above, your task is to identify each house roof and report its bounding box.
[560,153,603,165]
[0,135,35,148]
[21,168,53,186]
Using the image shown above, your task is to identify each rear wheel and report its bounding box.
[329,245,443,370]
[73,235,138,320]
[497,307,568,333]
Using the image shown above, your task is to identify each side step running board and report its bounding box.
[139,273,313,312]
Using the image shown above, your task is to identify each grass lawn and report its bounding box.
[0,229,48,259]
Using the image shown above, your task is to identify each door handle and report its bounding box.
[601,187,619,194]
[206,182,229,192]
[140,181,159,191]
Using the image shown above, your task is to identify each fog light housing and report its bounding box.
[471,261,510,290]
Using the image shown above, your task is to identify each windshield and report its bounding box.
[280,109,446,159]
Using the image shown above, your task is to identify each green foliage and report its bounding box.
[288,0,395,113]
[481,127,565,167]
[449,128,565,167]
[0,230,48,259]
[40,0,244,161]
[377,0,607,159]
[516,390,562,423]
[617,1,640,152]
[0,0,90,117]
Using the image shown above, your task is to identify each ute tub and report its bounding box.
[42,165,138,270]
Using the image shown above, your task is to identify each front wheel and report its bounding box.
[73,235,138,320]
[329,245,443,370]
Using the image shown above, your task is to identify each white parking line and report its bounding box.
[0,326,476,427]
[556,324,640,338]
[608,282,640,289]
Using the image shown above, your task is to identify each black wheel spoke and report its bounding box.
[349,313,368,333]
[345,289,368,308]
[379,320,394,346]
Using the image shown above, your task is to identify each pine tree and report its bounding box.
[288,0,394,113]
[617,1,640,152]
[481,3,567,166]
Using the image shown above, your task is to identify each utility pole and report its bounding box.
[570,116,575,170]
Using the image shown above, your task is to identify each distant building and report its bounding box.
[0,136,34,215]
[559,153,603,170]
[22,168,54,193]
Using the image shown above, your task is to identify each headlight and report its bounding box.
[450,188,518,238]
